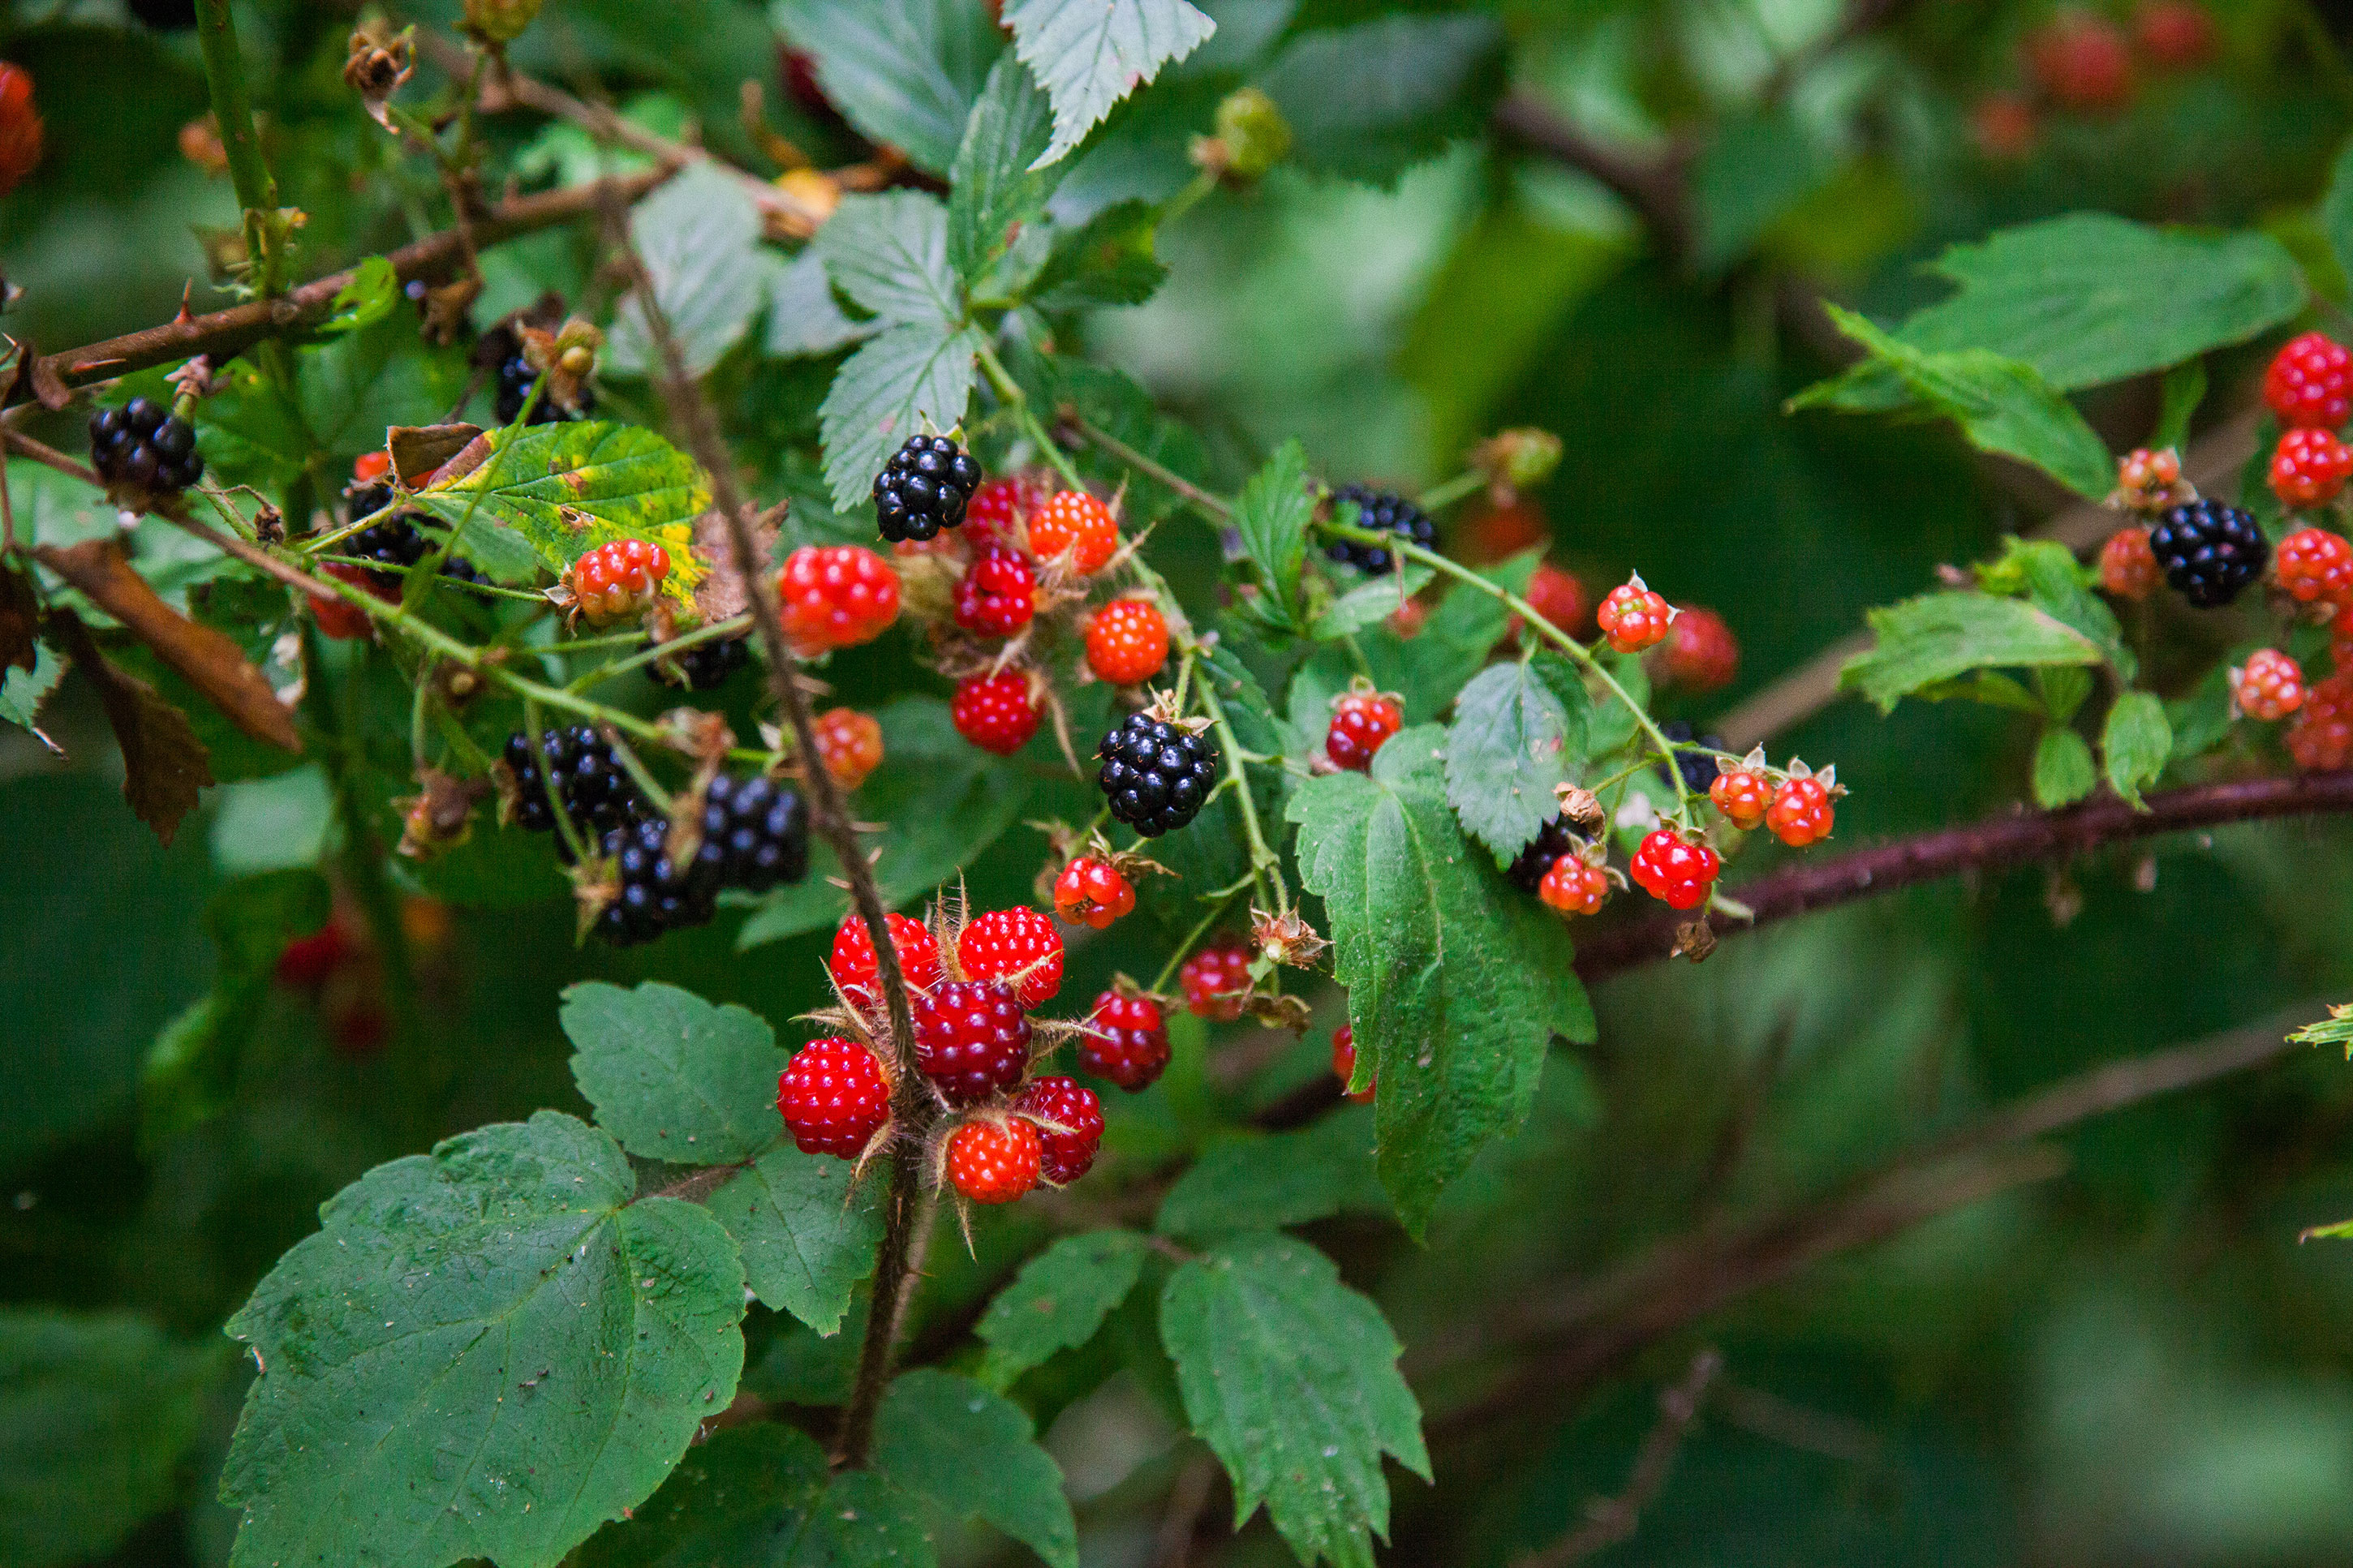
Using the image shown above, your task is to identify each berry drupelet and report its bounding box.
[1097,711,1220,836]
[89,397,204,494]
[873,434,982,543]
[695,774,809,894]
[1324,484,1437,574]
[503,726,644,841]
[596,815,718,946]
[2148,500,2269,608]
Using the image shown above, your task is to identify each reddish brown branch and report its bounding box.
[1512,1348,1724,1568]
[2,170,670,410]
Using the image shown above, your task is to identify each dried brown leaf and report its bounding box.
[48,612,213,844]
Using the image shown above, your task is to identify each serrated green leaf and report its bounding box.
[407,422,712,596]
[1310,562,1433,641]
[818,321,983,512]
[221,1111,747,1568]
[950,54,1062,288]
[2032,727,2097,809]
[974,1231,1151,1392]
[1980,537,2136,681]
[2290,1004,2353,1057]
[1006,0,1216,166]
[2166,664,2237,761]
[765,249,872,359]
[1156,1110,1385,1240]
[706,1145,883,1334]
[579,1423,939,1567]
[607,162,770,379]
[1233,439,1312,625]
[817,190,961,326]
[738,697,1029,946]
[0,1310,219,1568]
[1,641,63,734]
[773,0,1002,175]
[299,307,473,461]
[1160,1232,1426,1568]
[1026,199,1167,311]
[1910,670,2049,715]
[1840,592,2104,714]
[1285,728,1593,1233]
[1256,15,1503,187]
[320,255,398,334]
[1445,655,1589,863]
[561,981,788,1164]
[2101,690,2171,810]
[874,1368,1077,1568]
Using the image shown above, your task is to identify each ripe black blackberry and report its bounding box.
[1096,711,1220,836]
[344,492,488,591]
[1323,484,1435,574]
[493,354,594,425]
[1655,720,1724,795]
[694,773,809,893]
[1506,813,1582,893]
[502,727,643,840]
[596,816,719,947]
[88,397,204,494]
[656,635,751,690]
[2149,500,2269,608]
[873,434,982,543]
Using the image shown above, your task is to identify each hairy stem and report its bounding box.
[192,0,285,292]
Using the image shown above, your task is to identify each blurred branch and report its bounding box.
[1511,1348,1723,1568]
[2,170,671,411]
[1490,95,1693,261]
[1575,765,2353,980]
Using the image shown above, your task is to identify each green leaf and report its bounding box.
[1978,536,2136,681]
[1005,0,1216,166]
[2032,727,2097,810]
[1910,670,2049,715]
[607,162,770,379]
[1445,654,1589,864]
[1009,347,1208,524]
[1310,562,1433,640]
[2101,690,2172,810]
[1026,199,1167,311]
[874,1369,1077,1568]
[2166,665,2237,761]
[818,321,984,512]
[2290,1003,2353,1057]
[1256,15,1503,187]
[561,981,789,1164]
[1285,728,1594,1233]
[0,641,62,734]
[1233,438,1313,625]
[738,697,1030,945]
[407,421,712,594]
[974,1231,1151,1392]
[1159,1233,1427,1568]
[1840,592,2105,715]
[0,1310,219,1568]
[706,1145,883,1334]
[1156,1110,1386,1240]
[764,249,872,359]
[221,1111,747,1568]
[579,1423,939,1567]
[773,0,1003,175]
[1809,307,2114,500]
[320,255,399,333]
[299,308,473,461]
[817,189,961,326]
[949,54,1061,288]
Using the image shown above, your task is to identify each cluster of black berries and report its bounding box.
[2149,499,2269,608]
[1506,813,1585,893]
[873,434,982,543]
[1656,720,1724,795]
[345,488,488,588]
[656,635,751,691]
[502,728,810,946]
[88,397,204,495]
[1323,484,1436,574]
[1097,711,1220,836]
[494,354,594,425]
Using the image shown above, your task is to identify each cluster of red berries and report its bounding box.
[0,62,41,197]
[566,539,671,622]
[1051,854,1137,930]
[2265,334,2353,511]
[1973,4,2217,160]
[1706,754,1841,848]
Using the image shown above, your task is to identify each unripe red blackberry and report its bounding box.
[946,1117,1039,1204]
[777,1036,892,1159]
[1080,990,1168,1090]
[827,911,944,1009]
[913,980,1031,1105]
[953,545,1037,637]
[1013,1076,1103,1184]
[957,907,1064,1007]
[1178,939,1252,1022]
[2265,332,2353,430]
[1325,691,1402,771]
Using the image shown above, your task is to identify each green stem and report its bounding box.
[1159,168,1218,228]
[1416,468,1486,513]
[1184,647,1292,916]
[566,613,755,691]
[1072,420,1234,523]
[974,341,1092,494]
[192,0,286,293]
[522,697,591,867]
[1151,884,1247,995]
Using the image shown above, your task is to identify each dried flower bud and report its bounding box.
[1191,88,1290,183]
[1473,428,1564,496]
[342,21,415,129]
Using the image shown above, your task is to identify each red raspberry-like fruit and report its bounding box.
[0,62,43,197]
[776,1036,893,1160]
[2334,617,2353,674]
[2270,427,2353,508]
[2099,528,2162,601]
[2289,672,2353,770]
[1325,690,1403,771]
[1660,606,1738,691]
[953,544,1037,638]
[1709,767,1773,830]
[1013,1076,1103,1184]
[1629,827,1722,911]
[778,545,900,653]
[2277,527,2353,604]
[1539,855,1610,916]
[275,921,354,987]
[2136,1,2216,67]
[1030,490,1119,574]
[1523,562,1589,636]
[1084,597,1169,685]
[1597,577,1675,653]
[352,449,393,487]
[569,539,671,621]
[2265,333,2353,431]
[1387,598,1429,638]
[1178,938,1253,1021]
[1766,776,1835,848]
[311,562,384,639]
[2235,649,2307,722]
[1331,1025,1374,1104]
[1970,92,2037,161]
[952,671,1043,755]
[2116,447,2181,499]
[1052,857,1135,930]
[1466,500,1548,563]
[963,472,1052,552]
[1081,991,1169,1090]
[913,980,1032,1105]
[2025,11,2136,110]
[947,1117,1040,1204]
[828,911,944,1009]
[957,907,1064,1007]
[813,707,884,789]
